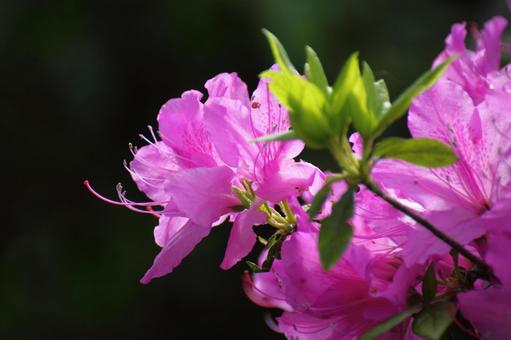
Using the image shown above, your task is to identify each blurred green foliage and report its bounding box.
[1,0,508,338]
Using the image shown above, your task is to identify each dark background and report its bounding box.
[2,0,509,338]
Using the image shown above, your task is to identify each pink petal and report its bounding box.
[203,97,258,167]
[153,215,189,247]
[255,161,316,202]
[276,232,369,312]
[354,187,410,244]
[445,22,467,53]
[289,197,320,233]
[477,17,507,74]
[220,204,266,270]
[129,142,178,202]
[157,90,218,168]
[166,166,238,226]
[372,160,462,212]
[242,271,292,311]
[250,74,304,166]
[402,209,485,266]
[349,132,363,158]
[409,80,474,142]
[432,21,488,103]
[250,75,290,137]
[486,231,511,285]
[204,72,250,107]
[277,312,336,340]
[458,287,511,339]
[140,220,211,284]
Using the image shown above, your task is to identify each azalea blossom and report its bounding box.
[366,17,511,267]
[88,16,511,339]
[343,17,511,338]
[244,203,422,339]
[433,16,508,103]
[88,71,317,283]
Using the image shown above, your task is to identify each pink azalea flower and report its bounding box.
[203,71,314,203]
[244,204,420,339]
[433,16,508,104]
[350,18,511,336]
[203,72,316,269]
[88,70,317,283]
[370,78,511,266]
[363,17,511,267]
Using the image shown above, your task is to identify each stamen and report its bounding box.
[147,125,159,143]
[145,206,161,219]
[84,180,167,208]
[122,160,162,189]
[116,186,164,215]
[139,133,154,146]
[128,142,137,155]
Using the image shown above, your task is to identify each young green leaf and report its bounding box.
[372,57,454,138]
[374,79,391,116]
[362,63,391,117]
[308,182,333,219]
[362,62,379,116]
[347,69,377,138]
[412,302,456,340]
[318,188,354,270]
[261,70,331,148]
[329,52,360,125]
[373,137,457,168]
[261,29,297,74]
[361,305,422,340]
[422,263,437,304]
[252,130,298,143]
[305,46,329,94]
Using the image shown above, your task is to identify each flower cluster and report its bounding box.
[88,17,511,339]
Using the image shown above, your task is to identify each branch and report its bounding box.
[363,179,496,281]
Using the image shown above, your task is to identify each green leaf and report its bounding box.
[329,52,360,121]
[252,130,298,143]
[372,57,454,138]
[308,182,333,219]
[374,79,391,116]
[422,263,437,304]
[361,305,422,340]
[261,70,331,148]
[373,137,457,168]
[305,46,329,94]
[412,302,456,340]
[347,68,377,138]
[362,63,391,118]
[261,29,297,74]
[362,62,379,116]
[318,188,354,270]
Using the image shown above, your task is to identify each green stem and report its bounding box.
[281,201,296,225]
[329,136,359,176]
[363,179,496,280]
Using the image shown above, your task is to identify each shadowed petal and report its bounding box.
[140,220,211,284]
[220,204,266,270]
